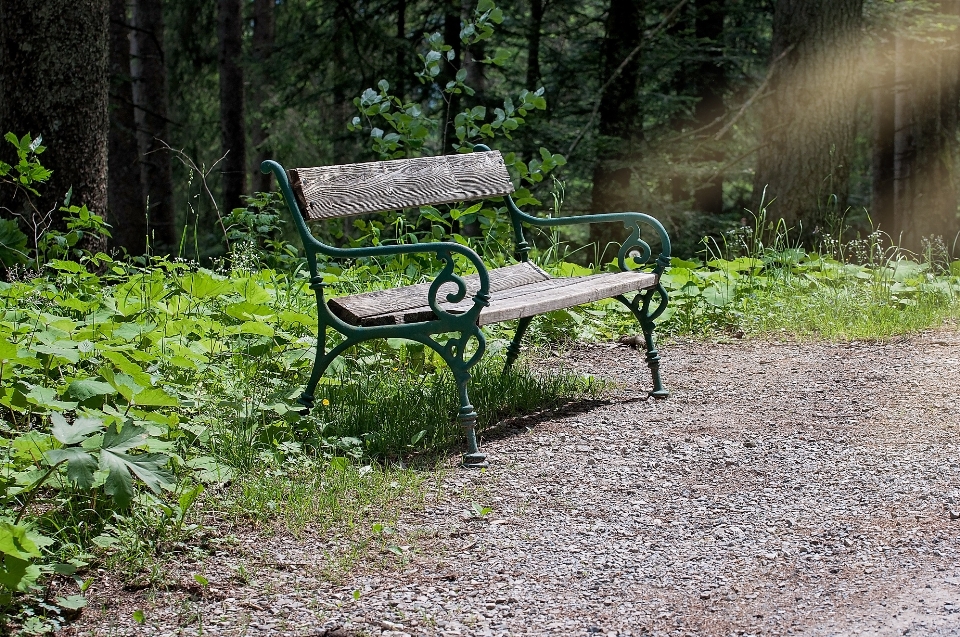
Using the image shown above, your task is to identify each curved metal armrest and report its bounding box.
[261,159,491,322]
[505,197,672,275]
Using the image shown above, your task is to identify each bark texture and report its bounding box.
[691,0,727,214]
[250,0,275,194]
[133,0,176,254]
[0,0,110,250]
[754,0,864,236]
[890,2,960,253]
[109,0,147,254]
[526,0,545,91]
[589,0,645,258]
[871,37,895,237]
[218,0,247,213]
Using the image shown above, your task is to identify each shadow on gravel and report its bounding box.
[479,397,616,444]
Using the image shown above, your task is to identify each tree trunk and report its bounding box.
[109,0,147,255]
[395,0,408,101]
[0,0,110,253]
[526,0,545,91]
[218,0,246,214]
[691,0,727,214]
[871,37,895,238]
[892,1,960,253]
[753,0,864,237]
[589,0,645,261]
[250,0,275,194]
[132,0,176,254]
[440,0,463,154]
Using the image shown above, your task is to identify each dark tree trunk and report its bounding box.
[250,0,275,194]
[526,0,545,91]
[871,39,895,237]
[218,0,246,214]
[754,0,864,237]
[132,0,176,254]
[891,1,960,253]
[440,0,463,153]
[691,0,727,214]
[589,0,645,260]
[0,0,110,253]
[109,0,147,255]
[395,0,407,100]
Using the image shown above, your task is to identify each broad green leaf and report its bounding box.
[65,379,117,402]
[45,448,98,490]
[178,271,231,299]
[131,387,178,407]
[100,427,174,508]
[0,522,42,559]
[49,413,104,445]
[0,555,40,592]
[56,595,87,610]
[185,457,234,483]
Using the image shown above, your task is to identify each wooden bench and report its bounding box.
[261,146,671,468]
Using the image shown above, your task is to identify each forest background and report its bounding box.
[2,0,959,263]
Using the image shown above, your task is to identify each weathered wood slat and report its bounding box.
[331,268,658,327]
[290,151,515,221]
[328,261,551,325]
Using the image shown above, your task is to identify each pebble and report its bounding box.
[72,332,960,636]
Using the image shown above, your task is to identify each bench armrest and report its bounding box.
[469,145,670,275]
[506,197,671,275]
[262,159,491,322]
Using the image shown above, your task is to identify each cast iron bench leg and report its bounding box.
[503,315,534,375]
[615,286,670,399]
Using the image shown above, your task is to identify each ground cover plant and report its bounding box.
[3,9,960,630]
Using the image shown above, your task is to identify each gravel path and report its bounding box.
[71,330,960,636]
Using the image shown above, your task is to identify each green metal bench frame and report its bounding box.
[260,145,671,468]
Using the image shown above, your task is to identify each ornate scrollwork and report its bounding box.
[617,222,653,272]
[427,248,490,324]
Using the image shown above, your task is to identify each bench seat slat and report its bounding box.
[290,151,515,220]
[329,267,658,327]
[328,261,551,326]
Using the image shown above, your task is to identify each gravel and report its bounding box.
[68,330,960,636]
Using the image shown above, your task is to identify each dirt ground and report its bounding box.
[67,328,960,636]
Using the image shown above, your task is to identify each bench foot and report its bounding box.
[462,451,489,469]
[296,393,315,414]
[643,331,670,399]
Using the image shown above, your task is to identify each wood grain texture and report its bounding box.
[328,261,550,325]
[329,266,658,327]
[289,151,515,220]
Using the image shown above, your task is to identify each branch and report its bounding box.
[712,44,795,141]
[566,0,690,158]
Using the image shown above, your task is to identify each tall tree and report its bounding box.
[440,0,463,153]
[753,0,864,235]
[589,0,645,257]
[250,0,275,194]
[690,0,728,214]
[133,0,176,254]
[891,2,959,252]
[218,0,246,213]
[0,0,110,251]
[109,0,147,254]
[526,0,546,91]
[871,31,895,237]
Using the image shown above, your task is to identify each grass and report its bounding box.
[4,205,960,630]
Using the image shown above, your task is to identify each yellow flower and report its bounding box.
[321,398,330,406]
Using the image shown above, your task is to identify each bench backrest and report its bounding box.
[288,150,515,221]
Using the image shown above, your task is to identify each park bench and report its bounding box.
[260,145,672,468]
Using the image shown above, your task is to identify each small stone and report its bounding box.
[699,591,711,600]
[949,510,960,520]
[743,439,757,448]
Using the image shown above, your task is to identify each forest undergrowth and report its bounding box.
[2,190,959,631]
